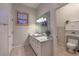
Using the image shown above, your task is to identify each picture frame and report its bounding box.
[17,11,28,25]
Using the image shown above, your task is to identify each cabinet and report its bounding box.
[29,36,52,56]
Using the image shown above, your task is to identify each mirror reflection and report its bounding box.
[35,12,51,37]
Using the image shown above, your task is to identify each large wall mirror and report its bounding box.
[36,11,50,34]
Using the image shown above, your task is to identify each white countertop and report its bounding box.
[30,33,52,42]
[35,36,48,42]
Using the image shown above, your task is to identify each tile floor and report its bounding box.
[10,45,35,56]
[10,43,79,56]
[56,43,79,56]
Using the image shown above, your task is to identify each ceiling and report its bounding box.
[23,3,40,8]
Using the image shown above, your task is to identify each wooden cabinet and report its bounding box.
[29,36,52,56]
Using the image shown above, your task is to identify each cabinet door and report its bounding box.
[35,40,39,55]
[33,38,36,51]
[36,41,41,56]
[29,37,36,51]
[0,25,9,56]
[29,37,33,47]
[41,40,52,56]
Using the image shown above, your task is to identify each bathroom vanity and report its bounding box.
[29,35,52,56]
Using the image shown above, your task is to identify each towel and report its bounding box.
[67,38,78,49]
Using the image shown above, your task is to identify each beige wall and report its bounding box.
[12,4,36,47]
[56,4,79,47]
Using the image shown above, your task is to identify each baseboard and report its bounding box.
[9,44,24,56]
[9,47,13,56]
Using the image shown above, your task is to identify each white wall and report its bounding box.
[8,4,13,54]
[56,4,79,47]
[56,3,79,26]
[36,3,66,55]
[12,4,36,47]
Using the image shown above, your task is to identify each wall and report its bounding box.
[12,4,36,47]
[8,4,13,54]
[56,4,79,47]
[36,3,66,55]
[56,3,79,26]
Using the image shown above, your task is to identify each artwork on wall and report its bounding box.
[17,11,28,25]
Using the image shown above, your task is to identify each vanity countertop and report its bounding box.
[35,36,48,42]
[30,33,52,42]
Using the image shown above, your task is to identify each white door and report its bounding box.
[0,24,9,56]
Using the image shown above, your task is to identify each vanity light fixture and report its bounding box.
[36,17,47,23]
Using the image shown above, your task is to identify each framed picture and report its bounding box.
[17,11,28,25]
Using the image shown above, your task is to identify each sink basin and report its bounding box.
[35,36,48,42]
[32,33,42,37]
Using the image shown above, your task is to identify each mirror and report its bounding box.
[35,12,50,34]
